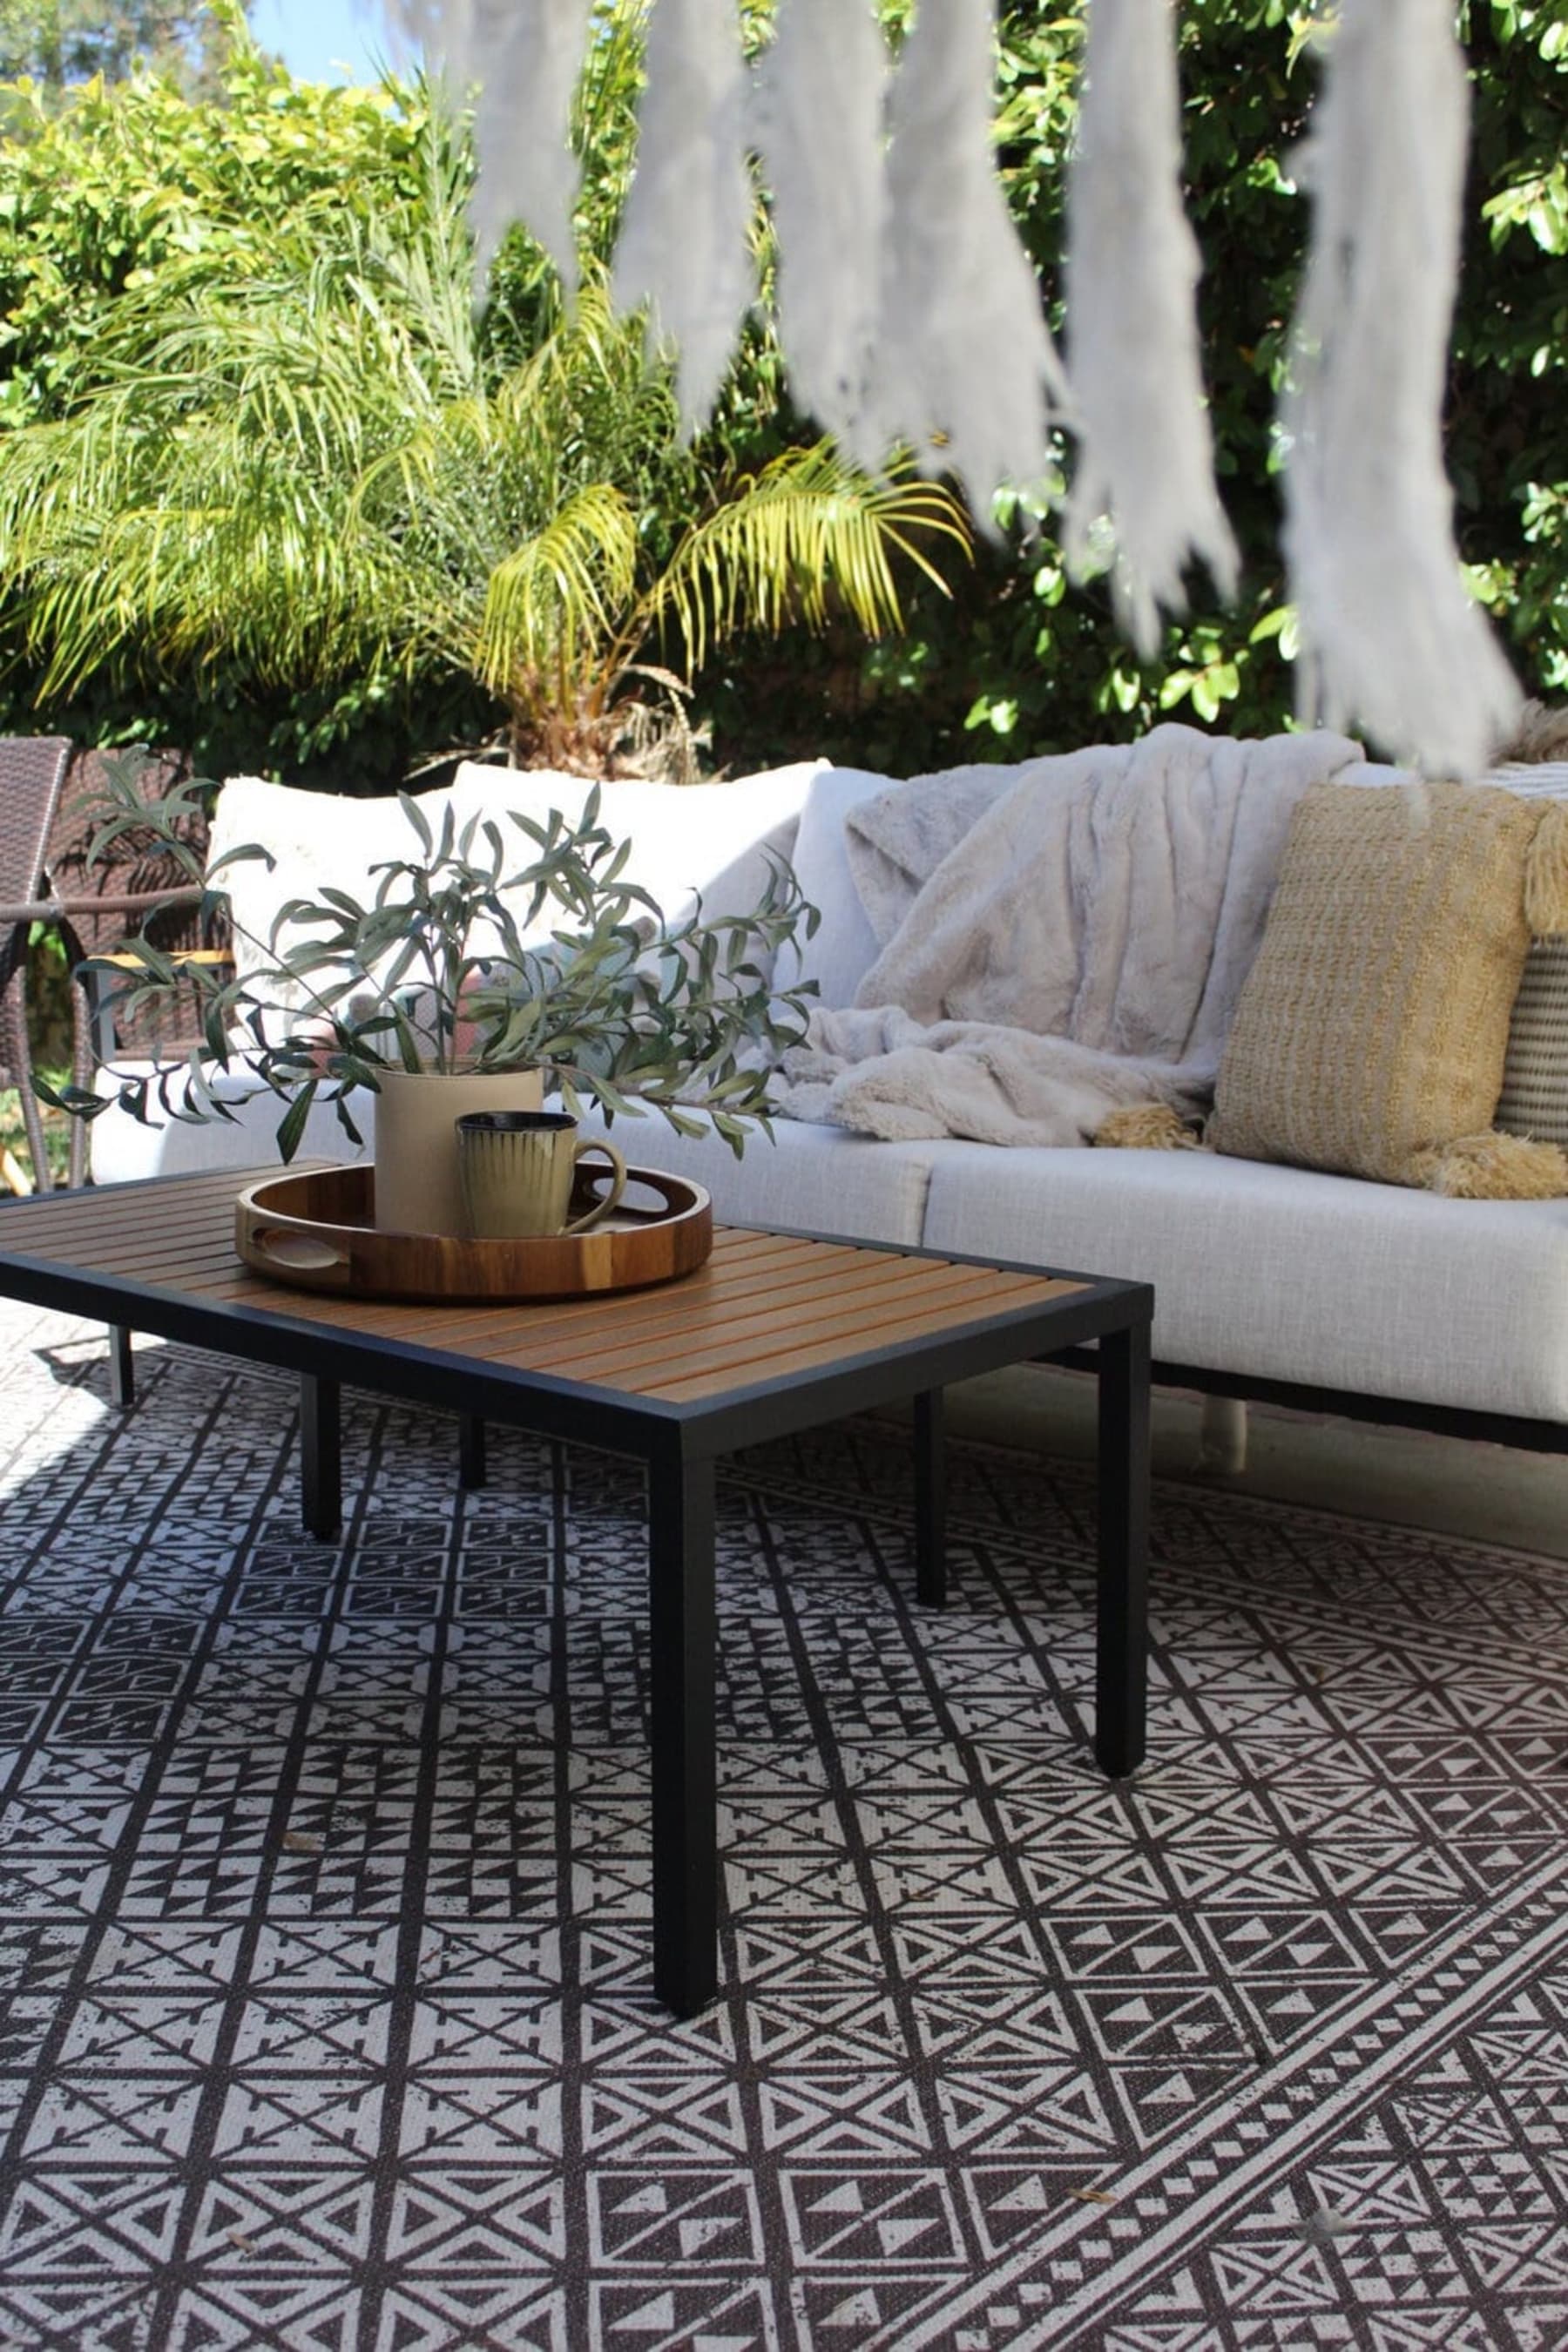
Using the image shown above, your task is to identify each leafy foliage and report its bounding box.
[0,0,243,97]
[0,28,458,775]
[700,0,1568,775]
[0,24,430,427]
[53,751,821,1159]
[0,13,966,783]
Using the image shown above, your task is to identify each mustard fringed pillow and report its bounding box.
[1208,782,1568,1198]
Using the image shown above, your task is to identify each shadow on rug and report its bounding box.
[1,1304,1566,2351]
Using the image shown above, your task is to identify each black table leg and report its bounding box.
[458,1415,488,1490]
[300,1375,341,1541]
[647,1440,717,2017]
[107,1324,134,1411]
[1096,1317,1151,1778]
[914,1388,947,1607]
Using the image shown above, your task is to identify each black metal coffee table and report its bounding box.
[0,1168,1153,2016]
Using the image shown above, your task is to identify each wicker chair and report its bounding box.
[44,747,220,1187]
[0,737,75,1192]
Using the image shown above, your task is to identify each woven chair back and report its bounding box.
[49,747,223,1061]
[0,737,72,1002]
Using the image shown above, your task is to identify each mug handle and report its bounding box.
[564,1139,627,1233]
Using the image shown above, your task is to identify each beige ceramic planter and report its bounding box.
[373,1065,544,1235]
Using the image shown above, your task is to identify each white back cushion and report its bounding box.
[1479,760,1568,800]
[774,767,902,1008]
[778,758,1047,1009]
[448,760,822,935]
[211,763,825,1007]
[212,771,476,993]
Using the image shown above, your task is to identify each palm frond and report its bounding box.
[635,443,973,674]
[473,484,641,716]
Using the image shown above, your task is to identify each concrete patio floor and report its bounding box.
[935,1361,1568,1559]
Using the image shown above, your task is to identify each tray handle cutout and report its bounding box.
[250,1225,351,1282]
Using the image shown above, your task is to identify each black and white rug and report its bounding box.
[2,1302,1567,2351]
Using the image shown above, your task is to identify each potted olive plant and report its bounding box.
[51,755,819,1234]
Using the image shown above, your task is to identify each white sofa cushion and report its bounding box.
[88,1061,1568,1424]
[210,766,504,1002]
[774,766,898,1009]
[776,756,1043,1009]
[210,762,825,1013]
[572,1103,939,1248]
[445,760,822,937]
[90,1071,939,1251]
[918,1141,1568,1422]
[1481,760,1568,800]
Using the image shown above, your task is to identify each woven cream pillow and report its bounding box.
[1208,781,1568,1198]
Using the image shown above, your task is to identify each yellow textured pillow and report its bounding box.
[1208,781,1568,1198]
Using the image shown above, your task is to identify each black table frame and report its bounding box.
[0,1193,1153,2017]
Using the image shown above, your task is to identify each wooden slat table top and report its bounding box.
[0,1167,1094,1408]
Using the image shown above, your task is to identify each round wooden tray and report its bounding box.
[234,1162,713,1304]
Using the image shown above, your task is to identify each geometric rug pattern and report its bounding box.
[1,1299,1567,2349]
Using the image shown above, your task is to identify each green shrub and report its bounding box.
[700,0,1568,775]
[0,25,456,776]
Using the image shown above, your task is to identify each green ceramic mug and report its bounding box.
[455,1110,628,1240]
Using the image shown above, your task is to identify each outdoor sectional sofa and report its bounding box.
[85,749,1568,1463]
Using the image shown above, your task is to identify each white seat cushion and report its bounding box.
[572,1105,939,1247]
[91,1073,939,1251]
[918,1141,1568,1422]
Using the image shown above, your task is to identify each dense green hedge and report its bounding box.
[0,0,1561,784]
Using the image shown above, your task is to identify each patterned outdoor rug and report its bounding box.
[1,1301,1566,2352]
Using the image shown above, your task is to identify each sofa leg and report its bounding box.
[1197,1394,1247,1477]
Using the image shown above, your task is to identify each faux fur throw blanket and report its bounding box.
[775,723,1366,1146]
